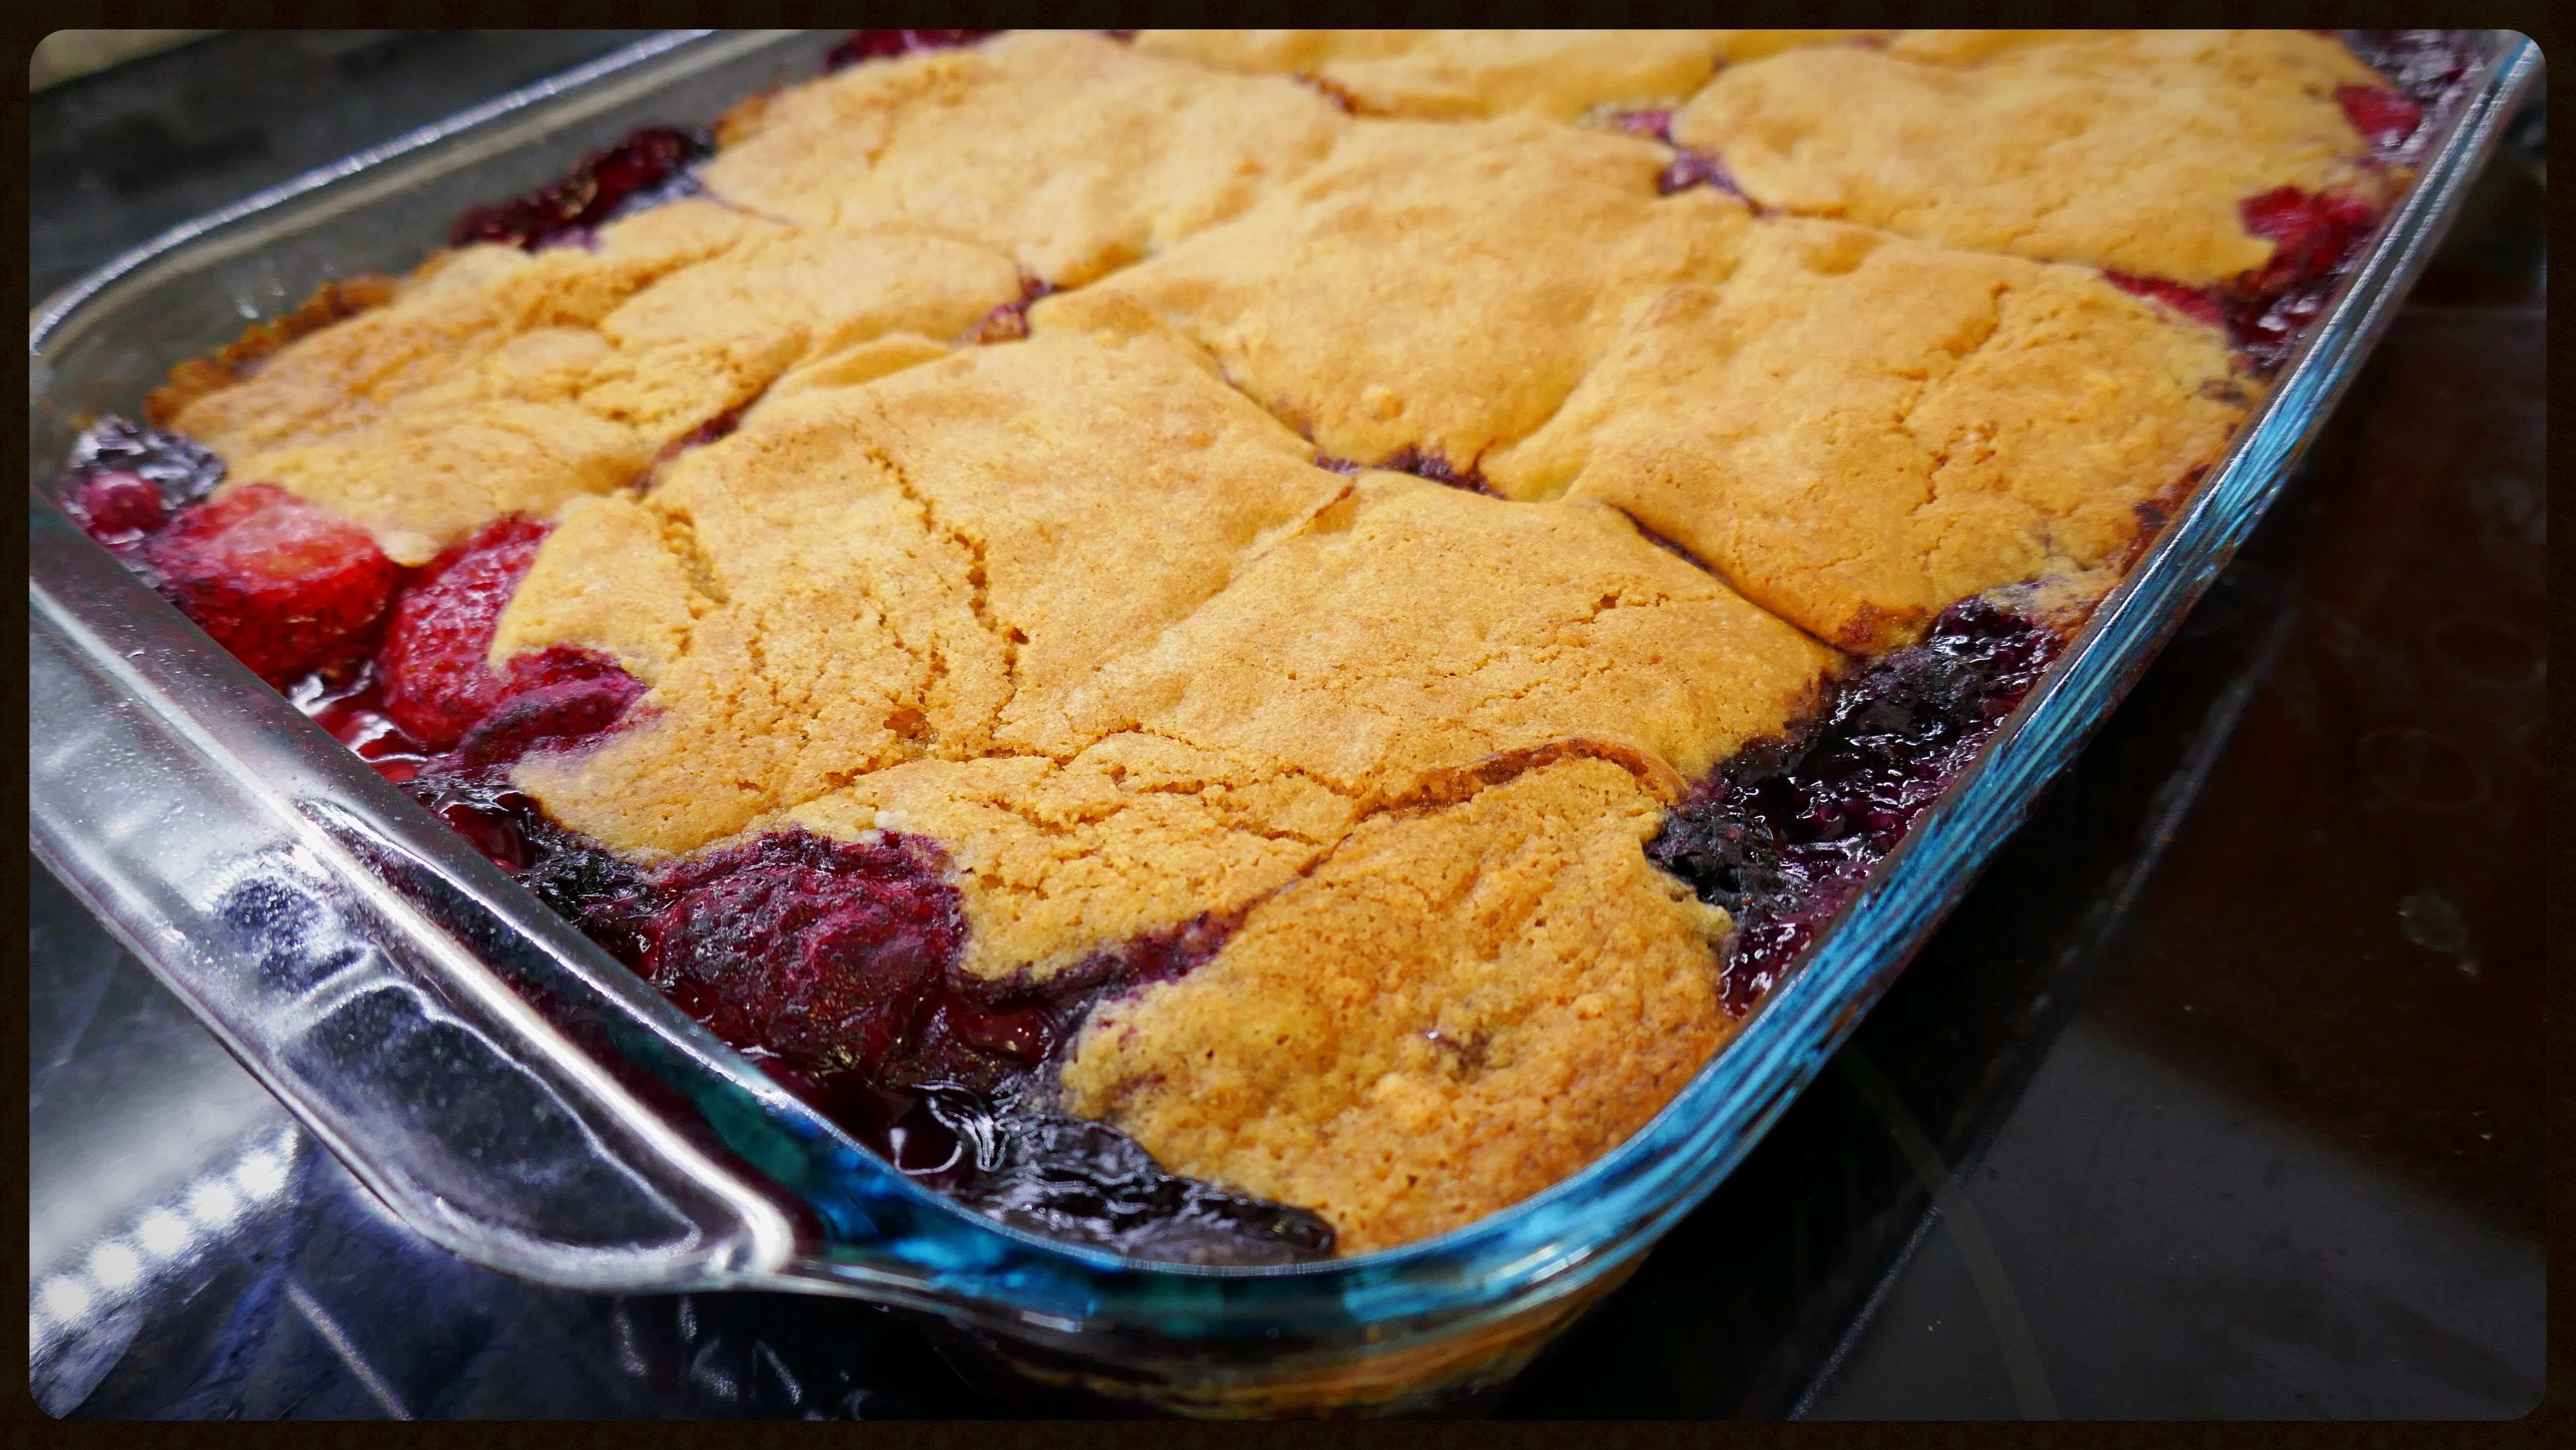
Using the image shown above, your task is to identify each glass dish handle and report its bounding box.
[28,497,799,1291]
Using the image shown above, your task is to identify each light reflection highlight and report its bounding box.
[38,1278,95,1322]
[186,1181,243,1229]
[234,1151,289,1199]
[135,1208,192,1258]
[86,1243,143,1291]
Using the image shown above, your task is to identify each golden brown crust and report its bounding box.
[1059,754,1739,1254]
[162,202,1022,564]
[1134,29,1874,121]
[1487,219,2252,651]
[698,30,1348,288]
[1045,116,1753,473]
[148,29,2378,1252]
[1671,29,2395,285]
[144,273,400,428]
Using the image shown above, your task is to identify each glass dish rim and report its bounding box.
[25,29,2542,1335]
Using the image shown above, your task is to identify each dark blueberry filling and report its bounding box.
[1657,149,1747,200]
[1377,444,1501,496]
[448,126,712,252]
[1649,598,2064,1014]
[961,275,1059,345]
[409,786,1332,1264]
[822,30,998,74]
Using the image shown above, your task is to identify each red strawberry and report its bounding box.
[140,484,404,684]
[2335,83,2425,154]
[2103,271,2227,329]
[373,515,552,749]
[2239,187,2378,296]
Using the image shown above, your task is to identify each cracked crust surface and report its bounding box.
[1487,219,2251,651]
[1044,116,1753,473]
[700,30,1349,288]
[151,29,2378,1252]
[1059,753,1738,1253]
[166,202,1022,563]
[1133,29,1871,121]
[501,314,1830,978]
[1673,29,2397,285]
[501,310,1354,859]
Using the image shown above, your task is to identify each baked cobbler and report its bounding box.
[58,29,2462,1261]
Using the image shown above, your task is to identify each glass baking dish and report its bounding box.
[27,30,2541,1417]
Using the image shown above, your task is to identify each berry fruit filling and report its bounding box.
[448,126,712,252]
[1648,598,2063,1014]
[59,414,1330,1263]
[406,781,1333,1264]
[822,29,998,73]
[2107,186,2383,371]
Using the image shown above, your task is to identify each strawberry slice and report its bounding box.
[2335,83,2425,155]
[373,515,552,749]
[139,484,403,685]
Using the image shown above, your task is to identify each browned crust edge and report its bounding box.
[142,272,400,428]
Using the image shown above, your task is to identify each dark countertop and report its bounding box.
[26,31,2548,1420]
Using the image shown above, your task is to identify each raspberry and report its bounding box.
[139,484,404,684]
[373,515,552,749]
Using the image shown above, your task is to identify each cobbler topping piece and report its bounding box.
[1135,29,1870,122]
[667,469,1827,985]
[499,310,1353,857]
[1060,754,1738,1254]
[160,204,1021,565]
[1673,30,2399,286]
[449,127,711,252]
[1488,219,2248,652]
[132,483,405,685]
[701,30,1348,287]
[1650,597,2063,1012]
[1047,116,1751,472]
[1060,474,1836,797]
[784,744,1347,986]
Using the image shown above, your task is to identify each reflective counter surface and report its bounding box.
[28,30,2548,1420]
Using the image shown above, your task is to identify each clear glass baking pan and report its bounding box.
[27,30,2541,1417]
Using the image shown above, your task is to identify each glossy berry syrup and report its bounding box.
[1648,598,2063,1015]
[448,127,712,252]
[2107,186,2382,373]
